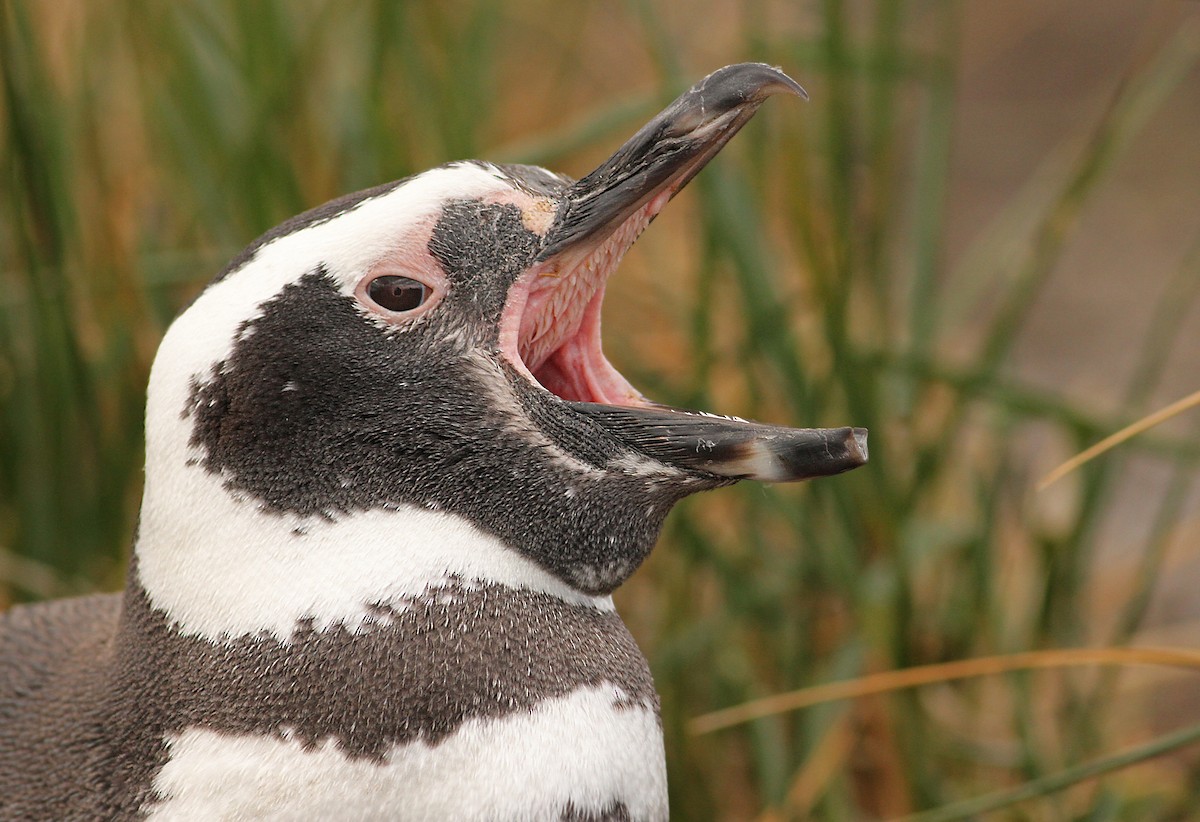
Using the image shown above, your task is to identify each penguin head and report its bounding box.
[144,64,866,602]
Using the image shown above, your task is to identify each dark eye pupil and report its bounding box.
[367,276,428,312]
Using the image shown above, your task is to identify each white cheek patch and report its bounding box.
[135,451,613,642]
[145,686,667,822]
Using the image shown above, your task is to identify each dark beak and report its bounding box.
[538,63,807,261]
[543,63,867,484]
[573,404,868,482]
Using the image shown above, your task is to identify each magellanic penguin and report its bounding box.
[0,64,866,821]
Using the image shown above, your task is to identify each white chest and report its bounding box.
[145,684,667,822]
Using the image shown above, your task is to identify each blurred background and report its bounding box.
[3,1,1200,819]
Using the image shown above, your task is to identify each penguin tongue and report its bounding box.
[506,63,868,483]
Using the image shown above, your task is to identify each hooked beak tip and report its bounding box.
[538,63,807,261]
[691,63,809,111]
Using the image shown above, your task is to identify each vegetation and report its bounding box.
[3,2,1199,818]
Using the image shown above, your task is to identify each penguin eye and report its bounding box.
[367,276,429,313]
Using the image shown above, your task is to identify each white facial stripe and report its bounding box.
[154,164,507,427]
[146,686,667,821]
[135,454,612,642]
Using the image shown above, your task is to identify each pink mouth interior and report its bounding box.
[498,191,672,406]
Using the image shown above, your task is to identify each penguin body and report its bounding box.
[0,65,865,820]
[3,582,660,820]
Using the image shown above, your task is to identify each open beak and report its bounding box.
[513,63,867,483]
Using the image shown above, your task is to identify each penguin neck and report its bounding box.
[131,462,613,643]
